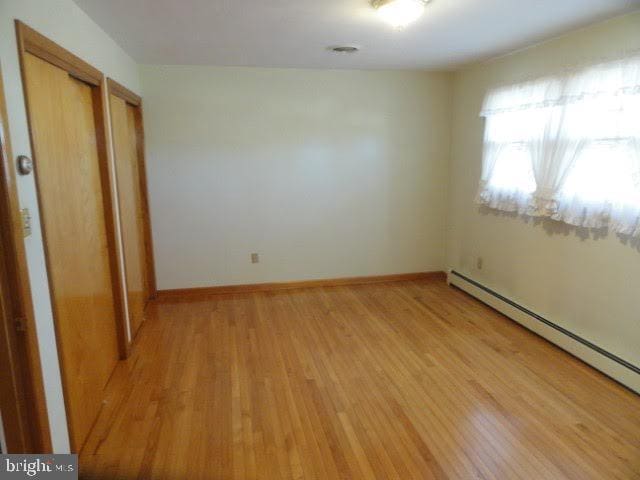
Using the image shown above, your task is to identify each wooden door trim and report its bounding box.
[15,21,102,87]
[99,78,132,358]
[16,22,130,449]
[107,78,157,299]
[107,78,141,107]
[0,63,51,451]
[94,83,131,361]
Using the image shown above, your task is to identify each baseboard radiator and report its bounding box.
[447,270,639,394]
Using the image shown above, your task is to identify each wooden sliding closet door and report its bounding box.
[22,52,120,451]
[109,91,153,338]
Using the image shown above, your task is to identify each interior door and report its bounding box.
[23,52,120,451]
[0,233,25,452]
[109,95,149,338]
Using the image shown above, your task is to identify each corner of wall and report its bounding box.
[443,69,461,271]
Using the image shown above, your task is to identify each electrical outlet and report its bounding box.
[251,253,259,264]
[476,257,484,270]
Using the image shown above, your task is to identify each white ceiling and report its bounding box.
[73,0,640,70]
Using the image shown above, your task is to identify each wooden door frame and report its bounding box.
[106,78,158,305]
[0,59,51,451]
[15,21,131,452]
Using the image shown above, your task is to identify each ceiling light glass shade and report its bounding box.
[373,0,427,29]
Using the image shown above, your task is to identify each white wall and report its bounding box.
[447,12,640,371]
[0,0,141,452]
[141,66,451,290]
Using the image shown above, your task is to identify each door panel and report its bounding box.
[0,230,26,452]
[23,53,119,450]
[110,95,149,338]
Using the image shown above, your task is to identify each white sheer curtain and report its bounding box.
[475,111,536,213]
[478,54,640,237]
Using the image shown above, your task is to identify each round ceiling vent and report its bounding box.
[329,46,359,53]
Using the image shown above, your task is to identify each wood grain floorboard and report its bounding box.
[79,280,640,479]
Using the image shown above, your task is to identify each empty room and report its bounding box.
[0,0,639,478]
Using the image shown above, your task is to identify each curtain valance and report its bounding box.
[480,54,640,116]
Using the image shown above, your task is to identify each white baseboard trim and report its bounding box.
[447,270,640,394]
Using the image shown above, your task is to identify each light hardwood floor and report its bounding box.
[80,279,640,479]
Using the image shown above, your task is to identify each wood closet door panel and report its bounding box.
[110,95,148,338]
[23,52,119,450]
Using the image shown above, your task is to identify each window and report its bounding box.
[477,54,640,237]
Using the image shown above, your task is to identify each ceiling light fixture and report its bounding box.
[372,0,428,29]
